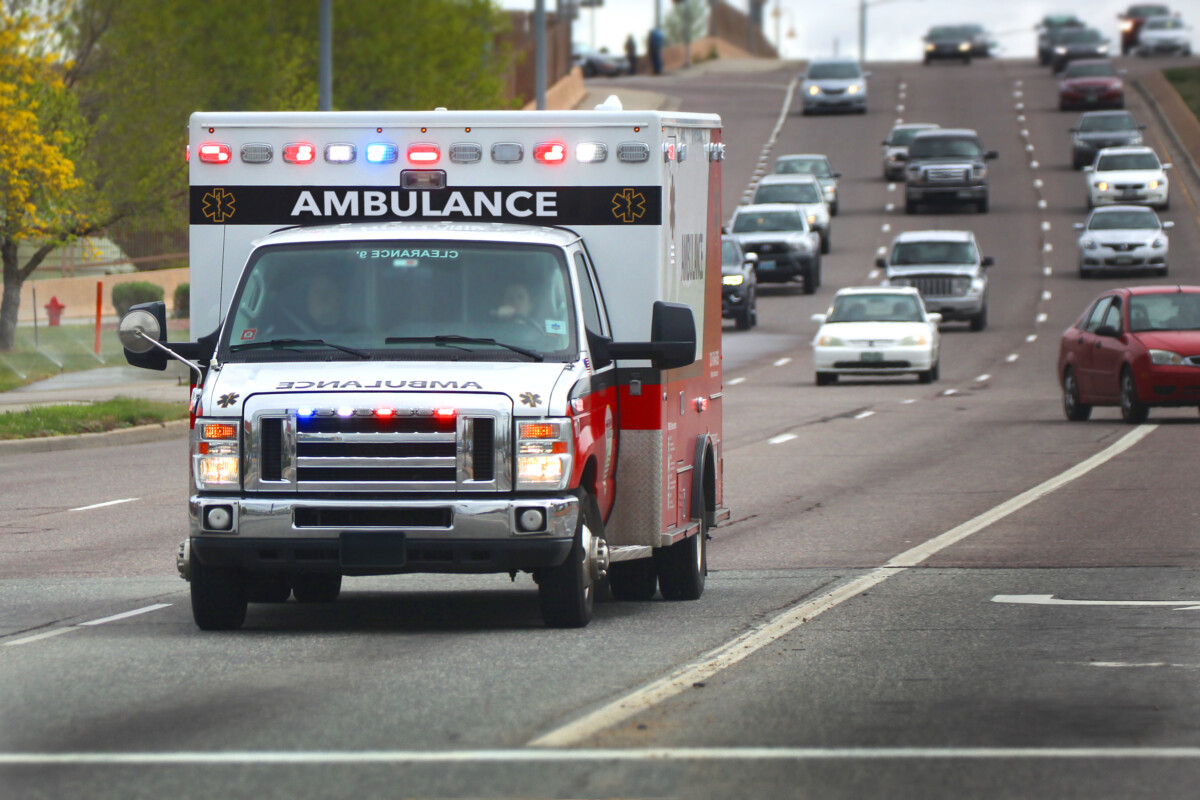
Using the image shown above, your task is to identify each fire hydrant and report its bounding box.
[44,296,65,326]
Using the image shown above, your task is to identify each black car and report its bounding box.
[1050,27,1111,73]
[923,25,974,64]
[959,23,993,57]
[721,236,758,330]
[1070,110,1146,169]
[1037,13,1085,65]
[902,128,998,214]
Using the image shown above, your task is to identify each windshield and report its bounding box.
[907,136,982,159]
[754,183,823,204]
[1129,293,1200,332]
[827,294,924,323]
[1079,114,1137,132]
[890,241,977,265]
[1129,5,1170,17]
[1059,29,1104,44]
[889,127,934,145]
[927,26,967,40]
[1088,211,1159,230]
[1096,153,1160,171]
[223,241,576,361]
[807,62,861,79]
[721,240,742,266]
[774,158,831,177]
[732,211,805,233]
[1145,17,1183,30]
[1065,61,1117,78]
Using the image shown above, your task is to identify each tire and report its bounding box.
[1087,194,1094,210]
[820,232,831,254]
[803,263,817,295]
[1120,369,1149,424]
[963,56,972,65]
[735,304,752,330]
[1079,266,1092,279]
[1062,368,1092,421]
[1158,266,1169,278]
[830,201,839,216]
[918,368,934,384]
[931,359,940,381]
[190,557,248,631]
[905,198,918,214]
[606,558,658,601]
[655,511,706,602]
[976,195,989,213]
[969,304,988,332]
[245,573,291,603]
[538,495,602,627]
[292,573,342,603]
[815,371,837,386]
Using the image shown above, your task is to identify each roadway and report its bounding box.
[3,56,1200,798]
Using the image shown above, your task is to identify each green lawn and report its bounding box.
[1165,66,1200,120]
[0,397,188,439]
[0,323,132,393]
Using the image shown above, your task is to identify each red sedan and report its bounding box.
[1059,285,1200,423]
[1059,59,1125,111]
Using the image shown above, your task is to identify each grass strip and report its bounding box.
[1165,66,1200,120]
[0,397,188,440]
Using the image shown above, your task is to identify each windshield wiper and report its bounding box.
[229,338,371,359]
[383,335,544,362]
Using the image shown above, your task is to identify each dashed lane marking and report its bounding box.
[768,433,798,445]
[70,498,139,512]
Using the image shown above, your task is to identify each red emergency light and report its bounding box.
[534,142,567,164]
[407,144,440,164]
[197,143,232,164]
[283,143,317,164]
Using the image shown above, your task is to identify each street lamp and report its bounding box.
[859,0,921,63]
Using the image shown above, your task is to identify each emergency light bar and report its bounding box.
[283,143,317,164]
[450,143,482,163]
[198,143,232,164]
[533,142,567,164]
[575,142,608,163]
[407,143,440,164]
[325,143,356,163]
[366,143,398,164]
[240,143,273,164]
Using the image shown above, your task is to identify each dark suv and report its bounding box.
[902,129,998,214]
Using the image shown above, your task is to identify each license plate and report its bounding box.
[956,190,975,199]
[1115,256,1134,265]
[861,351,883,362]
[1120,191,1141,199]
[340,532,407,569]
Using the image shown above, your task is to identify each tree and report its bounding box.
[665,0,709,47]
[0,9,98,351]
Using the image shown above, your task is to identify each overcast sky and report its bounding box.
[499,0,1196,61]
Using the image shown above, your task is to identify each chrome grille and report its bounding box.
[1114,183,1145,191]
[925,166,968,182]
[907,275,969,297]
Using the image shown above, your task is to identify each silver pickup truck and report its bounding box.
[901,129,998,214]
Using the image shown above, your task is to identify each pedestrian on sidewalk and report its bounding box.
[648,27,665,75]
[625,33,638,75]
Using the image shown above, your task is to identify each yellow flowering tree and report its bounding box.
[0,11,97,351]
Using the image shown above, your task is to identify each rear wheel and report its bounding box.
[815,371,837,386]
[1062,367,1092,421]
[190,557,248,631]
[1120,369,1149,424]
[607,559,658,601]
[292,573,342,603]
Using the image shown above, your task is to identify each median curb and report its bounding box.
[0,418,189,456]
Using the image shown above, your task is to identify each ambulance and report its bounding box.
[119,103,729,630]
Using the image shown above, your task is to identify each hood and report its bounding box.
[815,320,933,342]
[733,231,808,246]
[1132,330,1200,354]
[909,155,983,166]
[1093,168,1165,182]
[204,359,575,417]
[1079,228,1162,245]
[1141,30,1189,43]
[887,264,979,277]
[1075,131,1141,145]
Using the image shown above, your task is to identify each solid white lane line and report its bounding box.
[79,604,172,627]
[70,498,139,512]
[4,747,1200,764]
[768,433,797,445]
[531,427,1159,747]
[3,628,78,647]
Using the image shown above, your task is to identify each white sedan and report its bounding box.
[811,287,941,385]
[1085,145,1171,210]
[1075,205,1173,278]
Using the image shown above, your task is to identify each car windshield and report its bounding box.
[1044,15,1083,28]
[1129,293,1200,332]
[1065,61,1117,77]
[1088,210,1159,230]
[721,240,742,266]
[1096,152,1160,170]
[1145,17,1184,30]
[927,26,967,40]
[889,127,935,145]
[827,294,924,323]
[754,183,823,204]
[775,158,832,177]
[907,136,982,158]
[732,211,805,233]
[223,240,576,361]
[807,62,861,79]
[1129,5,1170,17]
[1079,114,1137,132]
[890,241,977,265]
[1060,29,1104,44]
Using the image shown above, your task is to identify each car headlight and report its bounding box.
[969,277,986,294]
[823,185,836,198]
[898,334,928,346]
[958,42,971,51]
[1055,46,1067,54]
[926,43,936,51]
[723,274,745,286]
[1149,349,1184,365]
[1081,238,1098,250]
[807,214,817,225]
[807,85,820,95]
[193,419,240,489]
[1095,181,1109,191]
[1120,20,1134,32]
[1131,134,1144,145]
[1098,45,1108,53]
[1152,237,1166,249]
[515,420,572,490]
[972,165,987,179]
[817,335,845,347]
[847,84,861,94]
[1148,179,1160,189]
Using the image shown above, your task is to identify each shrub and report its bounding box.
[111,282,164,317]
[173,283,190,319]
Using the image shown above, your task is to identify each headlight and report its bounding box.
[1148,179,1160,189]
[847,84,861,95]
[1149,349,1184,365]
[969,277,986,293]
[1055,46,1067,54]
[1120,20,1134,32]
[723,274,745,286]
[1095,181,1109,191]
[972,165,987,180]
[807,85,820,95]
[822,185,836,198]
[1152,237,1166,249]
[515,419,572,490]
[807,214,817,225]
[1098,45,1109,53]
[1081,238,1098,250]
[1131,134,1144,145]
[958,42,971,52]
[898,334,928,346]
[926,43,936,51]
[193,418,240,489]
[817,335,845,347]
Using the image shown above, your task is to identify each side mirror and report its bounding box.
[1163,220,1175,229]
[1163,163,1173,170]
[1073,222,1085,230]
[985,150,999,160]
[1095,324,1120,338]
[881,140,890,146]
[811,313,827,324]
[875,256,887,268]
[1139,124,1148,130]
[744,252,759,263]
[981,256,995,267]
[606,301,696,370]
[119,300,214,377]
[927,313,943,325]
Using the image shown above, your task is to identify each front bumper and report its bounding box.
[907,184,988,203]
[1089,185,1169,207]
[920,295,985,320]
[803,93,866,111]
[1134,364,1200,406]
[722,289,750,318]
[753,254,815,282]
[814,344,935,374]
[1079,244,1167,271]
[188,494,579,575]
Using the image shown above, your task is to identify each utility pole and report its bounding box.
[655,0,662,30]
[859,0,867,63]
[683,0,692,68]
[535,0,547,110]
[318,0,332,110]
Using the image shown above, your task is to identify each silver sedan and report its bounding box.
[1074,205,1172,278]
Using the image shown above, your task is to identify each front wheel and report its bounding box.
[969,304,988,332]
[538,495,603,627]
[655,518,706,601]
[803,263,817,295]
[1120,369,1149,424]
[1062,368,1092,421]
[820,232,831,254]
[191,557,248,631]
[976,195,989,213]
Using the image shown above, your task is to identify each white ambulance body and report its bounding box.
[125,106,728,630]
